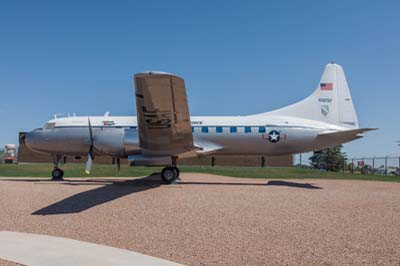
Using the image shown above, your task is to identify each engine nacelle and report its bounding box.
[123,128,141,155]
[94,128,141,157]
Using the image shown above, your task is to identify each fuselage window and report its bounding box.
[201,126,209,133]
[216,126,223,133]
[245,126,251,133]
[258,126,266,133]
[230,126,237,133]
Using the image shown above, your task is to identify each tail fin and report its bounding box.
[264,63,359,129]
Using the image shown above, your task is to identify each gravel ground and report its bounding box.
[0,260,18,266]
[0,174,399,266]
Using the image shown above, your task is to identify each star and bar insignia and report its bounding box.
[262,130,286,143]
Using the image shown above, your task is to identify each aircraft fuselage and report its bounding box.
[25,115,347,158]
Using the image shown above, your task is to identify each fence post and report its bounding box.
[372,157,375,172]
[351,159,354,174]
[362,157,364,174]
[385,156,388,176]
[261,156,265,168]
[211,156,215,167]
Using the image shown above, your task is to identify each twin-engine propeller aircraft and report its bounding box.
[25,62,375,183]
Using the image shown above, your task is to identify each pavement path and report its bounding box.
[0,231,183,266]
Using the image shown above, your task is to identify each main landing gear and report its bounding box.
[161,166,180,184]
[51,155,64,181]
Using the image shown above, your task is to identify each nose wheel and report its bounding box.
[161,166,180,184]
[51,155,64,181]
[51,168,64,181]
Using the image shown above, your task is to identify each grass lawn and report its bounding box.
[0,163,399,182]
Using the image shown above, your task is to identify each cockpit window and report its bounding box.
[43,122,56,129]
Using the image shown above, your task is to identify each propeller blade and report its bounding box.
[85,154,93,175]
[88,118,94,144]
[85,118,95,175]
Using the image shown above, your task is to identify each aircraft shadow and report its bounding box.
[180,180,322,189]
[266,180,322,189]
[30,177,321,215]
[32,174,162,216]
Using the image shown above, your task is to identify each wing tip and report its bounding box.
[135,71,181,78]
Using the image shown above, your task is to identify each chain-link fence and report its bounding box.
[347,157,400,176]
[294,154,400,176]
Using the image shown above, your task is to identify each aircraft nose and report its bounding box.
[25,129,45,152]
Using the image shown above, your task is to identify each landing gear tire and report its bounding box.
[172,167,180,178]
[161,166,179,184]
[51,168,64,181]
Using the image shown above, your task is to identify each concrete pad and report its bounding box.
[0,231,184,266]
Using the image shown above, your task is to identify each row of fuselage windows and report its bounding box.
[192,126,267,134]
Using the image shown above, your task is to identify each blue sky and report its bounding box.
[1,1,399,158]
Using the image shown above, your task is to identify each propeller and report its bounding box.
[85,118,95,175]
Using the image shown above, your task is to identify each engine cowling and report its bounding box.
[123,128,141,155]
[93,128,141,157]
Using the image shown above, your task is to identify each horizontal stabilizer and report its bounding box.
[194,140,223,155]
[314,128,377,150]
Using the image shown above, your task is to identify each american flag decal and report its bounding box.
[320,83,333,91]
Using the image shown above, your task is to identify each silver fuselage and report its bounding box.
[24,63,372,162]
[25,115,347,159]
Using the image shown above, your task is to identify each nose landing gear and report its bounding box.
[51,168,64,180]
[51,155,64,181]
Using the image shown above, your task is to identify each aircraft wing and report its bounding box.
[314,128,377,149]
[134,72,195,156]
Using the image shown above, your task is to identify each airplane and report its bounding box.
[24,62,375,183]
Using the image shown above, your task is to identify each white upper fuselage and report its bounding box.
[46,115,346,131]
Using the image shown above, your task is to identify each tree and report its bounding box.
[310,145,347,172]
[0,148,4,163]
